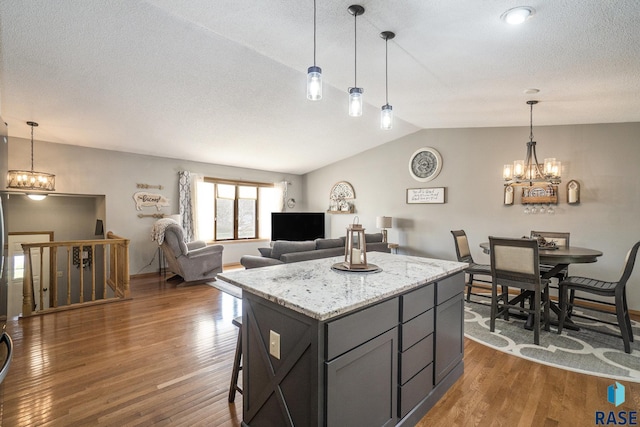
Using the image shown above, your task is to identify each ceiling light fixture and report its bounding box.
[501,6,535,25]
[347,5,365,117]
[6,121,55,199]
[503,100,561,186]
[380,31,395,130]
[306,0,322,101]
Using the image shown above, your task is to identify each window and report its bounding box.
[196,179,278,242]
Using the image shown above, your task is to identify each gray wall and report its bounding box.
[304,122,640,310]
[7,139,303,275]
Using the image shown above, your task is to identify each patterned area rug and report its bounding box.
[464,294,640,382]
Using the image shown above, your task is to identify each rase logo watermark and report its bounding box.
[595,382,637,425]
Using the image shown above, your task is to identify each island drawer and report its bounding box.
[398,363,434,419]
[401,283,434,322]
[436,272,464,305]
[399,334,433,385]
[400,308,434,351]
[326,298,399,360]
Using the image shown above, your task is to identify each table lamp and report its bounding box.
[376,216,392,243]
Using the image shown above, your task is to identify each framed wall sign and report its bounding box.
[407,187,446,204]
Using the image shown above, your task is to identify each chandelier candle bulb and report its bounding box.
[503,164,513,180]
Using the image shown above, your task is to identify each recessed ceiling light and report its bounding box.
[524,88,540,94]
[501,6,535,25]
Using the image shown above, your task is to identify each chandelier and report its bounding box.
[6,121,56,195]
[503,101,561,186]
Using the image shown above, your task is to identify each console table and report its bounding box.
[219,252,467,426]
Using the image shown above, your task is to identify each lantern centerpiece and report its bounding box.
[343,217,368,270]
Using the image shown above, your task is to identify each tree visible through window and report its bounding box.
[196,179,276,242]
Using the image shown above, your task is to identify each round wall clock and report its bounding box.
[409,147,442,182]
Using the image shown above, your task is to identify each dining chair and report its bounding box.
[489,237,550,345]
[557,240,640,354]
[451,230,492,302]
[530,231,570,281]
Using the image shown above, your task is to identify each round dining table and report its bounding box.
[479,242,603,329]
[479,242,603,276]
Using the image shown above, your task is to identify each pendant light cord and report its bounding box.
[313,0,317,66]
[385,37,389,104]
[353,11,357,87]
[529,101,534,142]
[30,123,35,172]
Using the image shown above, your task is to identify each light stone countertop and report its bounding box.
[218,252,467,321]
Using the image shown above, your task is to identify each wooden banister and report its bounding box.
[20,232,131,317]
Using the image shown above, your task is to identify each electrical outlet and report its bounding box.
[269,330,280,359]
[57,271,63,278]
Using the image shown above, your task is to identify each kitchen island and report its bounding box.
[219,251,467,427]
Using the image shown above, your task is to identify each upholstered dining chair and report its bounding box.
[489,237,550,345]
[530,231,571,281]
[451,230,492,302]
[558,240,640,354]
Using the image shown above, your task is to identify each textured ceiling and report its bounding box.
[1,1,639,174]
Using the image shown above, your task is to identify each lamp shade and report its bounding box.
[376,216,392,229]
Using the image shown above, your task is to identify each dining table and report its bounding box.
[479,241,603,330]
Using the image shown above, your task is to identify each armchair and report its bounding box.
[160,224,224,283]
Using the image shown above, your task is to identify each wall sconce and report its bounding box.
[567,180,580,204]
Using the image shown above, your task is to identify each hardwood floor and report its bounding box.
[2,273,637,426]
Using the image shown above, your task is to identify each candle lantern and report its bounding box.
[344,217,368,270]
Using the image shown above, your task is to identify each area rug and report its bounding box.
[464,294,640,382]
[207,279,242,299]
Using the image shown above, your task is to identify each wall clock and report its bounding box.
[408,147,442,182]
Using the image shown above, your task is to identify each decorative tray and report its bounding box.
[331,263,382,274]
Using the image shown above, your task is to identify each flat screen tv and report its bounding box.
[271,212,325,242]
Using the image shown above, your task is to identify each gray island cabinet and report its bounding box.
[219,252,467,427]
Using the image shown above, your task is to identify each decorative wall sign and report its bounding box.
[408,147,442,182]
[137,183,164,190]
[133,192,170,211]
[407,187,446,204]
[328,181,356,213]
[521,184,558,204]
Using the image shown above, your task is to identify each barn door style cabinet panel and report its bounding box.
[219,252,467,426]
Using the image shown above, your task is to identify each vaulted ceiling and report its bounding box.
[1,1,639,174]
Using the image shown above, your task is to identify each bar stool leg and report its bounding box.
[228,317,243,403]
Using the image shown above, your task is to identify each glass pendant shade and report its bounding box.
[307,66,322,101]
[349,87,363,117]
[381,104,393,130]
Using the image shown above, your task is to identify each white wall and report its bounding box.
[7,139,303,275]
[304,122,640,310]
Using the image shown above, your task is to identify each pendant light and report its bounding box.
[6,121,55,199]
[502,100,561,185]
[306,0,322,101]
[380,31,395,130]
[347,5,365,117]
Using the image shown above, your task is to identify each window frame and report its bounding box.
[203,178,274,242]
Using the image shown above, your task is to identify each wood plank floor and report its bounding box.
[2,273,638,426]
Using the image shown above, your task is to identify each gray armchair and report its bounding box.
[160,224,224,283]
